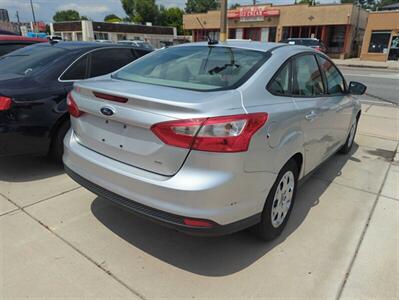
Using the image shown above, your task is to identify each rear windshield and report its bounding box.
[113,45,268,91]
[0,44,66,76]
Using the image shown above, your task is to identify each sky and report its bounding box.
[0,0,334,23]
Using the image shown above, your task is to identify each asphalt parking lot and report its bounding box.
[1,103,398,299]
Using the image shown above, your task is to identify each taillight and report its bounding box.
[67,92,83,118]
[314,46,321,51]
[151,113,268,153]
[0,96,12,111]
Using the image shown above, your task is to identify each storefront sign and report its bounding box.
[228,6,280,20]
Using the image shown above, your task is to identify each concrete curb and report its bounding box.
[334,64,399,70]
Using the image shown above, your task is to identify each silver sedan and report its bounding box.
[63,41,366,240]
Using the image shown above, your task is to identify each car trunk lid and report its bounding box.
[71,77,243,176]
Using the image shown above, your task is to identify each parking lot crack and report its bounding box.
[0,191,147,300]
[22,186,83,209]
[335,154,395,300]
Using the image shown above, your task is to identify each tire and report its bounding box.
[255,159,299,241]
[339,119,358,155]
[48,119,70,163]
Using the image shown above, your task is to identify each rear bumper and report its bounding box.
[63,129,276,234]
[0,126,49,157]
[65,166,260,236]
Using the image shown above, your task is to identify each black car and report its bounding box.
[0,34,47,57]
[281,38,327,53]
[0,41,151,160]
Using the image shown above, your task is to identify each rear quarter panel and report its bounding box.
[240,47,306,179]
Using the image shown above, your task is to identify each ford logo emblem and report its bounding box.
[100,107,114,116]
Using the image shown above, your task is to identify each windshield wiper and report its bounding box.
[208,48,240,74]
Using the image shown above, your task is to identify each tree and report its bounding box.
[298,0,317,4]
[135,0,159,23]
[53,10,81,22]
[375,0,397,10]
[159,6,184,34]
[104,14,122,23]
[340,0,377,10]
[229,3,241,9]
[121,0,159,24]
[185,0,218,14]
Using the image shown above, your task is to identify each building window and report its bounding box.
[269,27,276,42]
[229,29,236,39]
[244,28,261,41]
[117,34,127,40]
[94,32,109,40]
[326,25,346,54]
[62,32,72,41]
[194,30,219,42]
[368,31,391,53]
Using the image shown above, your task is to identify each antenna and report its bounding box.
[196,16,218,45]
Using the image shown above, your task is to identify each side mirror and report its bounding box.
[348,81,367,95]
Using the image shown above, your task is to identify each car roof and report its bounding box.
[32,41,151,51]
[0,34,47,42]
[177,41,286,52]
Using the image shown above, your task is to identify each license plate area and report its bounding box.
[91,118,128,150]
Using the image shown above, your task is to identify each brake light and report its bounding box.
[314,46,321,51]
[0,96,12,111]
[151,113,268,152]
[67,92,83,118]
[93,91,128,103]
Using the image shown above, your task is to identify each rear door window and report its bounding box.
[134,49,151,58]
[317,55,346,95]
[292,54,324,97]
[60,54,89,81]
[268,61,291,96]
[89,48,136,78]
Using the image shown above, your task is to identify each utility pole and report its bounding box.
[16,11,21,35]
[29,0,37,33]
[220,0,227,42]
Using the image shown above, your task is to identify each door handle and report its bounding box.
[305,111,317,121]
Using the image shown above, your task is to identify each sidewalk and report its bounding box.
[0,103,398,299]
[333,58,399,70]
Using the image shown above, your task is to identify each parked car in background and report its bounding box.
[64,41,366,240]
[0,41,152,161]
[117,40,154,50]
[46,35,63,41]
[281,38,327,53]
[0,35,47,57]
[95,39,113,43]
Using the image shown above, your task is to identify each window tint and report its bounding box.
[0,44,66,76]
[90,48,136,78]
[60,55,88,80]
[134,49,150,58]
[317,56,346,94]
[114,46,268,91]
[292,54,324,96]
[0,44,28,56]
[268,62,291,95]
